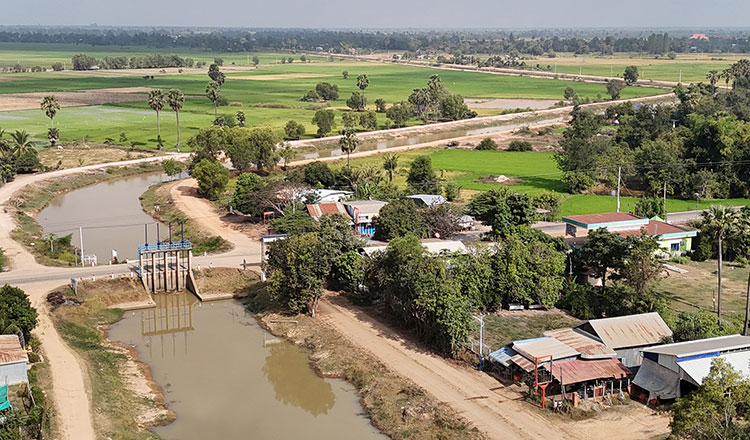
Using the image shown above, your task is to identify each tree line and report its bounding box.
[71,53,195,70]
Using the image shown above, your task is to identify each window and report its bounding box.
[670,243,680,252]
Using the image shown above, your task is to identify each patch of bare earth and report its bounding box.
[232,73,335,80]
[0,87,151,111]
[39,142,162,169]
[465,98,557,110]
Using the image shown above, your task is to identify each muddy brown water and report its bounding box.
[37,172,174,263]
[108,294,385,440]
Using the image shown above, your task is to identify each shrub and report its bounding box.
[284,120,306,140]
[443,182,461,202]
[475,138,497,151]
[507,140,532,152]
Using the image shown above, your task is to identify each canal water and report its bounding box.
[37,173,171,263]
[108,294,384,440]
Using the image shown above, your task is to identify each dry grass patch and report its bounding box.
[0,87,150,111]
[39,142,162,169]
[192,267,259,296]
[233,73,335,80]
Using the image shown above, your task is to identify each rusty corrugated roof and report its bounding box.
[305,202,348,219]
[563,212,642,225]
[510,354,536,372]
[546,358,630,385]
[578,312,672,349]
[543,328,616,359]
[0,335,27,365]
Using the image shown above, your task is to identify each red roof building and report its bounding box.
[690,33,709,41]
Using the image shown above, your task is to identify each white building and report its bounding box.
[0,335,28,386]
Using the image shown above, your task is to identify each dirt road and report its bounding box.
[319,295,669,440]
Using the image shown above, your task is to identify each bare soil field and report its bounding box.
[38,142,163,169]
[233,73,336,80]
[465,98,558,110]
[0,86,150,111]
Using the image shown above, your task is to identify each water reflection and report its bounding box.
[141,291,200,359]
[262,343,335,416]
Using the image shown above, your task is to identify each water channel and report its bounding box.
[108,293,385,439]
[37,172,170,263]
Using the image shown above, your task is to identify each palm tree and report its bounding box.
[166,89,185,152]
[338,127,359,170]
[40,95,60,128]
[382,153,399,183]
[9,130,34,157]
[356,74,369,109]
[702,205,740,326]
[205,81,221,117]
[45,233,57,253]
[739,211,750,335]
[147,89,165,144]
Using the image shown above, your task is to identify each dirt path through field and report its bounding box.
[319,294,669,440]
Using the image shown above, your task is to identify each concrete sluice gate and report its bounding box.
[138,241,199,296]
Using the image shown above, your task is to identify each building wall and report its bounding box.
[657,237,692,255]
[0,362,28,386]
[616,347,644,368]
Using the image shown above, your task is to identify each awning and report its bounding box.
[633,359,680,400]
[489,347,517,367]
[678,351,750,386]
[510,354,536,372]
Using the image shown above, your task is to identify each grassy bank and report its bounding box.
[50,278,172,440]
[139,180,231,255]
[9,163,163,266]
[246,287,484,440]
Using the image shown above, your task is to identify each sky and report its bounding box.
[5,0,750,29]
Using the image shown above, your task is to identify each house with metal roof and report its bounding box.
[561,212,697,255]
[344,200,388,236]
[574,312,673,368]
[361,239,467,257]
[0,335,28,386]
[297,189,353,203]
[305,202,351,222]
[632,335,750,402]
[406,194,447,207]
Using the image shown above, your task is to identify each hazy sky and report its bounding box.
[6,0,750,29]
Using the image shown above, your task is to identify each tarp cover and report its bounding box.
[633,359,680,400]
[489,347,517,367]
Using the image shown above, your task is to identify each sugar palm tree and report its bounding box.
[9,130,34,157]
[338,127,359,170]
[40,95,60,128]
[147,89,165,144]
[205,81,221,117]
[382,153,398,184]
[166,89,185,152]
[356,74,369,109]
[702,205,740,326]
[739,210,750,335]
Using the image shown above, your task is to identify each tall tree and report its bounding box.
[581,228,627,290]
[205,81,221,116]
[207,63,225,86]
[167,89,185,152]
[739,211,750,335]
[356,74,369,108]
[702,205,740,326]
[40,95,60,128]
[338,127,359,169]
[406,155,441,194]
[252,56,260,69]
[382,153,398,183]
[147,89,165,147]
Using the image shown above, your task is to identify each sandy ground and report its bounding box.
[0,87,150,112]
[319,294,670,440]
[232,73,335,80]
[465,98,558,110]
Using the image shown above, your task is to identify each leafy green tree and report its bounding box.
[312,109,335,137]
[230,172,263,215]
[581,228,628,289]
[0,284,38,341]
[672,309,725,342]
[563,86,576,100]
[466,188,536,237]
[13,148,41,173]
[270,210,318,235]
[374,199,426,241]
[333,250,365,296]
[252,56,260,68]
[278,144,296,170]
[192,159,230,200]
[161,158,184,180]
[304,161,335,187]
[147,89,165,146]
[606,79,625,100]
[634,196,666,218]
[382,153,398,184]
[475,138,497,150]
[346,91,365,111]
[267,233,329,316]
[507,140,532,152]
[284,120,305,140]
[167,89,185,151]
[40,95,60,128]
[385,101,413,127]
[338,127,359,169]
[703,206,741,325]
[228,127,281,172]
[47,127,59,148]
[670,358,750,440]
[236,111,246,127]
[623,65,639,85]
[205,81,222,116]
[423,203,463,239]
[315,82,339,101]
[620,236,664,310]
[359,111,377,130]
[341,71,348,79]
[341,111,358,129]
[439,94,475,120]
[406,155,441,194]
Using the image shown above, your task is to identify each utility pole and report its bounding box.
[473,315,485,371]
[79,227,84,264]
[616,166,621,213]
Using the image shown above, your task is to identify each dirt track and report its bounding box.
[319,295,669,440]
